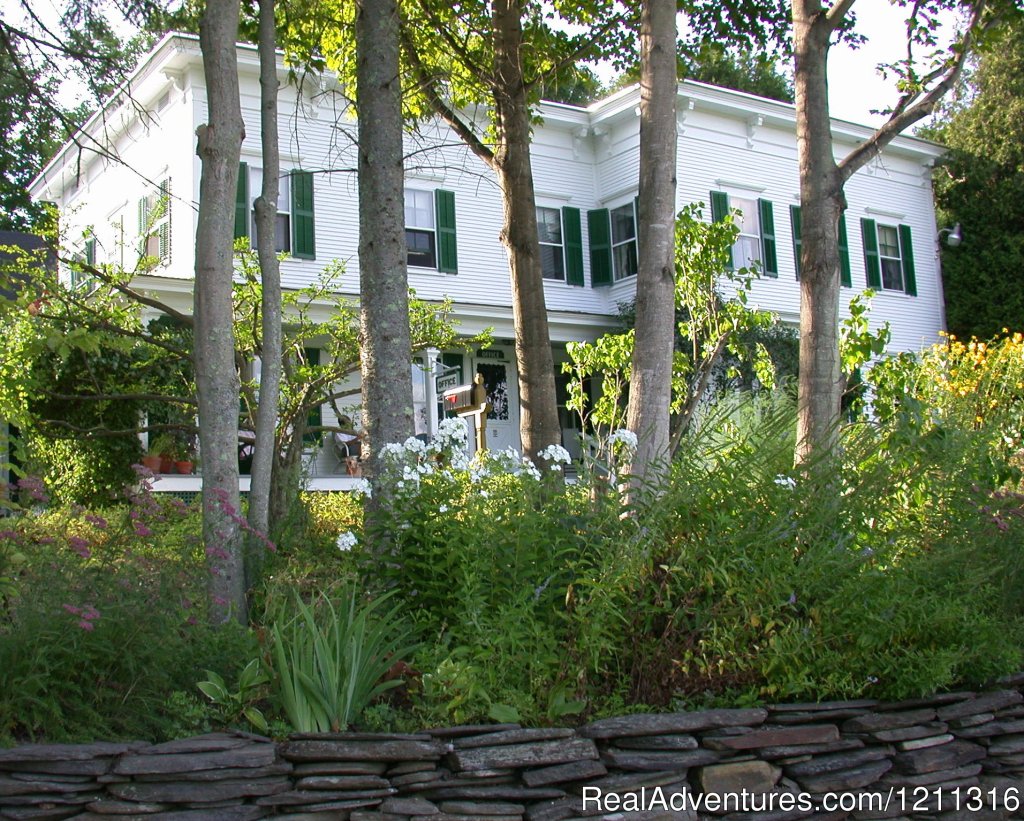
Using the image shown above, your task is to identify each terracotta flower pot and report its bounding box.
[141,455,162,472]
[159,457,174,474]
[175,460,194,475]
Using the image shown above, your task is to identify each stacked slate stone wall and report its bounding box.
[4,681,1024,820]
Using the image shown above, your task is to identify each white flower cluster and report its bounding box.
[608,428,639,455]
[774,474,797,490]
[538,443,572,470]
[349,478,372,499]
[336,531,358,551]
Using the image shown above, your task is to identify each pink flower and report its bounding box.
[78,620,95,631]
[85,514,108,530]
[133,524,153,537]
[62,604,81,616]
[68,536,92,559]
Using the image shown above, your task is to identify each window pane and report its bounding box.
[407,228,436,268]
[537,207,562,244]
[405,189,434,229]
[610,204,635,244]
[881,258,903,291]
[613,241,638,279]
[877,225,900,258]
[735,235,761,269]
[541,244,564,279]
[276,213,290,253]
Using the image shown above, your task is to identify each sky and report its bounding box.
[826,0,958,127]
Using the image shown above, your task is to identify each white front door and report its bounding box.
[472,356,519,455]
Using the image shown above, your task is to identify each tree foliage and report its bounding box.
[925,18,1024,341]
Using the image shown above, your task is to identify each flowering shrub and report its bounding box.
[0,475,254,742]
[363,421,636,724]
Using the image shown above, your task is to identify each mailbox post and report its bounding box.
[442,373,491,453]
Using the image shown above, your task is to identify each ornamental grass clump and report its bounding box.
[266,586,418,733]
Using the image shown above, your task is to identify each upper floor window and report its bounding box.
[235,163,316,260]
[710,190,778,277]
[139,178,171,266]
[537,207,564,280]
[610,202,638,280]
[406,189,436,269]
[249,167,291,254]
[405,188,458,273]
[861,218,917,296]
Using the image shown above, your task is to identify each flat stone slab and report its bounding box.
[0,743,146,764]
[987,734,1024,756]
[294,774,392,790]
[448,738,598,772]
[843,708,937,734]
[893,740,986,774]
[696,760,781,795]
[107,777,291,803]
[439,800,525,814]
[611,734,698,751]
[132,734,261,756]
[580,709,767,739]
[415,785,564,801]
[759,739,865,759]
[785,747,892,778]
[134,762,293,782]
[282,739,449,762]
[769,700,879,713]
[85,798,172,813]
[897,734,955,751]
[705,724,839,751]
[424,724,521,739]
[867,721,950,743]
[292,761,389,776]
[880,762,983,787]
[380,795,440,814]
[794,758,892,793]
[522,759,607,788]
[937,691,1023,721]
[0,774,98,796]
[113,746,278,775]
[569,768,689,795]
[454,728,574,750]
[601,749,718,771]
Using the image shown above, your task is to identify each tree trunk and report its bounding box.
[491,0,561,464]
[792,0,846,467]
[195,0,246,624]
[626,0,677,486]
[355,0,413,473]
[247,0,282,579]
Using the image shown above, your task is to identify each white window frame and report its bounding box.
[729,195,762,270]
[610,201,638,280]
[537,206,565,280]
[249,167,291,254]
[405,188,436,269]
[876,223,904,292]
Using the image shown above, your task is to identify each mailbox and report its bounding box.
[442,378,488,417]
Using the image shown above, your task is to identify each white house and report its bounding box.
[30,32,947,486]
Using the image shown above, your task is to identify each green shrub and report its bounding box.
[0,484,255,743]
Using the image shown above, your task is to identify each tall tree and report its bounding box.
[790,0,1012,465]
[926,18,1024,340]
[355,0,413,469]
[194,0,246,623]
[246,0,283,582]
[625,0,677,484]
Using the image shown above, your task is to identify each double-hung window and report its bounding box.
[610,202,638,280]
[790,206,852,286]
[406,189,437,269]
[405,188,458,273]
[248,167,291,254]
[235,163,316,259]
[861,218,917,296]
[139,179,171,265]
[710,190,778,276]
[536,206,584,285]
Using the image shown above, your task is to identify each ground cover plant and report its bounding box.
[1,332,1023,742]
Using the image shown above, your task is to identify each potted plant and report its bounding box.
[175,434,196,475]
[147,433,177,474]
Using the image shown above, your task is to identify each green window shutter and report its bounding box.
[899,223,917,296]
[292,171,316,259]
[435,189,457,273]
[85,238,96,266]
[758,198,777,276]
[587,208,612,286]
[234,162,249,240]
[158,179,171,262]
[861,218,881,289]
[562,206,584,286]
[710,190,733,269]
[790,204,802,280]
[303,347,322,444]
[137,197,148,255]
[839,214,852,287]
